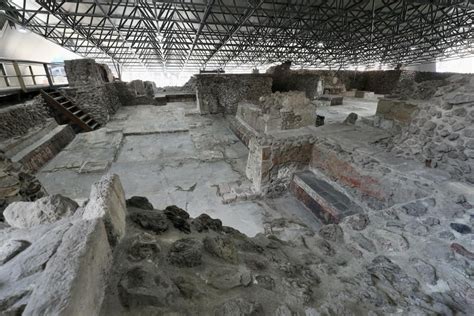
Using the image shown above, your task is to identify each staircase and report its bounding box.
[40,90,100,132]
[290,170,362,224]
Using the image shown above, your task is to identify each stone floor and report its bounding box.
[37,102,320,236]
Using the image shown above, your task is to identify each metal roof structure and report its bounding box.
[1,0,473,73]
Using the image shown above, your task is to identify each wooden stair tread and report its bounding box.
[40,90,94,133]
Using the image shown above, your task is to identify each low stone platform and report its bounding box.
[318,94,343,106]
[1,120,75,172]
[12,124,75,172]
[290,170,360,223]
[154,92,196,105]
[355,90,375,98]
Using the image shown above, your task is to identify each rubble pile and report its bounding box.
[0,151,45,221]
[101,193,473,315]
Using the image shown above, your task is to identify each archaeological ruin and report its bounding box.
[0,1,473,315]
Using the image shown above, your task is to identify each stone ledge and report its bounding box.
[12,124,75,172]
[290,171,360,223]
[82,174,127,247]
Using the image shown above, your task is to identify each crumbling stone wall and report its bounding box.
[112,82,137,106]
[64,58,114,86]
[0,97,50,141]
[236,91,316,133]
[63,59,122,123]
[64,83,121,125]
[0,151,46,221]
[267,62,322,99]
[267,62,461,96]
[195,74,272,114]
[110,80,157,106]
[389,75,474,183]
[374,98,419,131]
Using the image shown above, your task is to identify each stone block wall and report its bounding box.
[111,81,157,106]
[0,98,50,141]
[374,98,419,130]
[389,75,474,183]
[246,130,316,196]
[63,59,122,123]
[267,62,323,99]
[236,91,316,133]
[64,58,114,87]
[64,83,121,125]
[195,74,272,114]
[267,62,465,96]
[112,82,137,106]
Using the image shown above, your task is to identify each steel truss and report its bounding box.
[1,0,472,72]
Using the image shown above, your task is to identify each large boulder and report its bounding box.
[3,194,78,228]
[23,219,112,316]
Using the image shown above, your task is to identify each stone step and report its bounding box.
[290,170,361,224]
[2,119,59,158]
[11,124,75,172]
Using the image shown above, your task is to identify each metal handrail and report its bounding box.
[0,58,68,94]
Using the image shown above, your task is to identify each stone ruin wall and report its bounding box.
[63,59,121,124]
[64,58,114,87]
[63,83,121,125]
[195,74,273,114]
[236,91,316,133]
[246,132,316,196]
[388,74,474,184]
[0,97,50,141]
[267,61,462,96]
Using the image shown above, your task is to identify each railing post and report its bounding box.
[0,63,10,87]
[44,63,54,87]
[29,65,37,85]
[12,61,27,92]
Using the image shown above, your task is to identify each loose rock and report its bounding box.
[449,223,472,234]
[126,196,154,210]
[129,210,169,234]
[168,238,203,267]
[3,194,78,228]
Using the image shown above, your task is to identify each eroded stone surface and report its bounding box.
[83,174,126,246]
[4,194,78,228]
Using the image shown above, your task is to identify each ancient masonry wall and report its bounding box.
[0,98,50,141]
[64,83,121,125]
[64,58,114,87]
[236,91,316,133]
[195,74,272,114]
[268,63,461,95]
[246,130,316,196]
[63,59,121,124]
[389,75,474,183]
